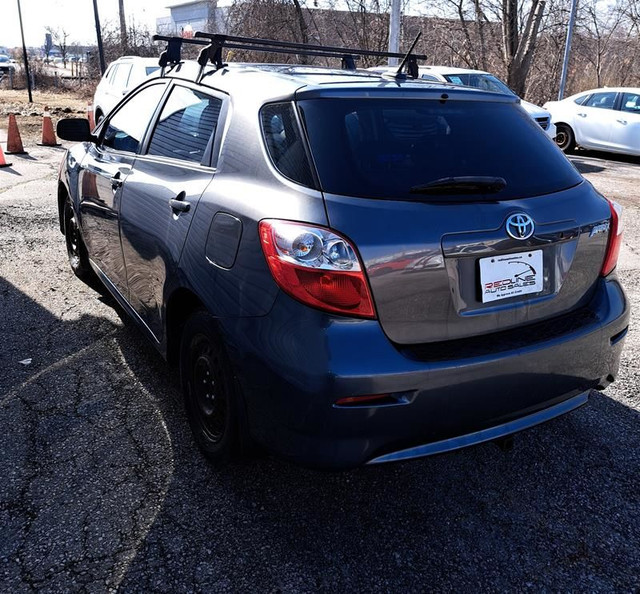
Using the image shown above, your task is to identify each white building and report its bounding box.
[157,1,229,36]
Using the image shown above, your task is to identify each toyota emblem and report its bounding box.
[506,213,535,240]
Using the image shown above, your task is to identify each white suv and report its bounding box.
[93,57,161,124]
[370,65,556,140]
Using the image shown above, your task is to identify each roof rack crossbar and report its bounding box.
[152,32,426,76]
[221,42,359,63]
[194,32,427,63]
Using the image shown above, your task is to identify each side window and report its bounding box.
[102,84,166,153]
[420,74,439,81]
[147,86,222,164]
[112,63,133,89]
[621,93,640,113]
[574,94,590,105]
[106,64,118,84]
[261,102,315,188]
[583,92,617,110]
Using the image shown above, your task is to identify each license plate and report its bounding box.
[479,250,543,303]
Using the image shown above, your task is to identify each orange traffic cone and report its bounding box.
[5,113,27,154]
[0,143,13,168]
[37,106,60,147]
[87,102,95,130]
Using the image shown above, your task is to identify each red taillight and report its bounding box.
[259,220,376,319]
[601,199,623,277]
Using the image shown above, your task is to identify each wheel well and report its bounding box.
[57,182,68,234]
[166,288,206,366]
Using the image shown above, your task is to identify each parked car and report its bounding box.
[93,56,161,124]
[56,37,628,470]
[369,65,556,139]
[0,54,15,74]
[544,87,640,156]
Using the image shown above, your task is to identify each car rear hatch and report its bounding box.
[296,86,613,345]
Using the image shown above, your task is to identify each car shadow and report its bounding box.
[2,275,638,591]
[571,148,640,166]
[569,157,606,174]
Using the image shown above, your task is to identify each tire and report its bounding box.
[63,200,93,280]
[180,311,247,463]
[555,124,575,153]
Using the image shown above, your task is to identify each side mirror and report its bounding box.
[57,118,94,142]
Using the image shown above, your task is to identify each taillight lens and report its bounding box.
[259,220,376,318]
[601,199,623,276]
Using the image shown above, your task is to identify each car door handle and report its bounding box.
[616,119,627,125]
[577,113,587,117]
[169,191,190,213]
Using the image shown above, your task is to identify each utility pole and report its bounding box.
[388,0,401,66]
[92,0,106,74]
[118,0,128,49]
[16,0,32,102]
[558,0,578,100]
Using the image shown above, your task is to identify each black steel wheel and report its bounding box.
[180,311,245,462]
[64,200,93,279]
[555,124,576,153]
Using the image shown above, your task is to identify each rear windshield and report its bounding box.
[298,98,582,201]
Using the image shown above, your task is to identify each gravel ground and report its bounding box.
[0,143,638,593]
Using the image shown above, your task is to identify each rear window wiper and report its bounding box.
[409,176,507,195]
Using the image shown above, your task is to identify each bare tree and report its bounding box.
[45,27,71,68]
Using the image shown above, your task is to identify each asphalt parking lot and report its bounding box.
[1,145,638,592]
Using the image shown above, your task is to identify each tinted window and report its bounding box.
[299,98,582,201]
[420,74,439,81]
[621,92,640,113]
[147,86,222,164]
[584,92,617,109]
[574,94,590,105]
[102,84,166,153]
[145,66,161,76]
[261,103,315,187]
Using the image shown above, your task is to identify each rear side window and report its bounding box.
[298,97,582,201]
[261,103,315,188]
[147,86,222,164]
[102,84,166,153]
[583,92,617,110]
[112,63,133,89]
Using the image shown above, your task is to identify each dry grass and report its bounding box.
[0,88,94,143]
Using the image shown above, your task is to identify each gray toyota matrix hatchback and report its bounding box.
[56,34,629,469]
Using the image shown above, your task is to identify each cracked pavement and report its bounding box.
[0,145,638,592]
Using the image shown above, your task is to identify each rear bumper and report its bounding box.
[223,276,629,469]
[368,390,590,464]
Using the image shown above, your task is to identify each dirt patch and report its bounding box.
[0,88,94,143]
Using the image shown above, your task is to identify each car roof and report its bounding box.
[111,56,161,65]
[161,61,518,104]
[570,87,640,96]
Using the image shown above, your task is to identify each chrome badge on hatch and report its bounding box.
[506,213,535,240]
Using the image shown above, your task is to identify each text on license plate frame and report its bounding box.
[479,250,544,303]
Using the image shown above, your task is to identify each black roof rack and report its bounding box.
[153,32,427,82]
